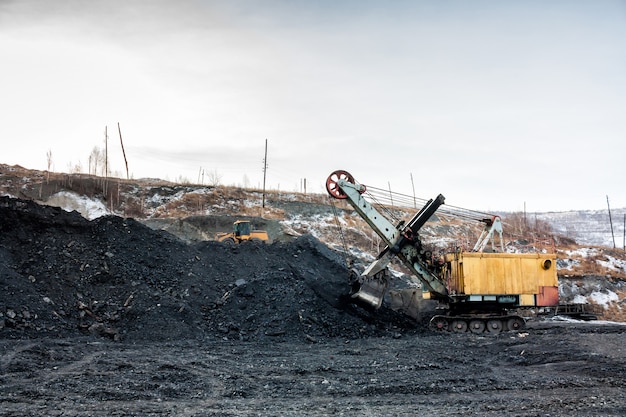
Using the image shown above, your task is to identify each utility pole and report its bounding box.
[607,195,616,248]
[104,126,108,196]
[388,181,394,207]
[104,126,108,179]
[118,122,129,180]
[262,139,268,208]
[410,172,416,208]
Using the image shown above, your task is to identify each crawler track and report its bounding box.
[429,314,525,334]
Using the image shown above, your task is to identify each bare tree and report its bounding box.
[206,169,222,187]
[46,149,53,183]
[175,175,191,185]
[242,174,251,189]
[67,161,82,174]
[89,147,105,176]
[502,212,553,240]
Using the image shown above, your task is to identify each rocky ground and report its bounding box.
[1,196,626,416]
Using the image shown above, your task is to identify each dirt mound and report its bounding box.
[4,197,626,417]
[0,196,417,342]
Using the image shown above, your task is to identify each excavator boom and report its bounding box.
[326,170,449,308]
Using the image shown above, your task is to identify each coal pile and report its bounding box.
[0,196,418,342]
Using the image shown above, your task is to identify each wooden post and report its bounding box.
[262,139,267,208]
[104,126,108,196]
[105,126,108,179]
[607,195,616,248]
[410,172,416,209]
[118,122,129,180]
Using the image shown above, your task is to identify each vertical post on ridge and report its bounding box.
[262,139,267,208]
[607,195,616,249]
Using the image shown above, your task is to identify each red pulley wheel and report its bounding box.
[326,170,355,199]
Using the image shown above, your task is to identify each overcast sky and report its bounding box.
[1,0,624,212]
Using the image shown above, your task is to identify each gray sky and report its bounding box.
[1,0,625,212]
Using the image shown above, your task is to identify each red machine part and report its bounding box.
[326,170,365,199]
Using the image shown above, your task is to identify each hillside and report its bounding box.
[3,163,623,246]
[536,209,626,248]
[1,163,625,322]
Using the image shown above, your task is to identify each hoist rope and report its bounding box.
[328,196,351,265]
[362,188,403,224]
[361,182,555,250]
[362,184,497,223]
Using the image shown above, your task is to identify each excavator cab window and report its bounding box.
[234,221,251,237]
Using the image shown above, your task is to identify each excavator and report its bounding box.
[326,170,559,333]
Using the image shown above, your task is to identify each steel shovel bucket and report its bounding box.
[351,276,388,309]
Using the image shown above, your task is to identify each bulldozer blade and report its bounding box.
[351,276,389,309]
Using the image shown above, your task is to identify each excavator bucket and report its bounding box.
[388,289,422,319]
[351,275,389,309]
[388,288,438,320]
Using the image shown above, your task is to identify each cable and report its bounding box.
[361,184,496,224]
[328,196,350,266]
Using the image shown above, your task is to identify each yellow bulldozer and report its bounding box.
[216,220,269,244]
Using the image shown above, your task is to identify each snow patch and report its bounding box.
[572,290,620,309]
[588,290,620,307]
[45,191,109,220]
[598,255,626,273]
[558,247,626,275]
